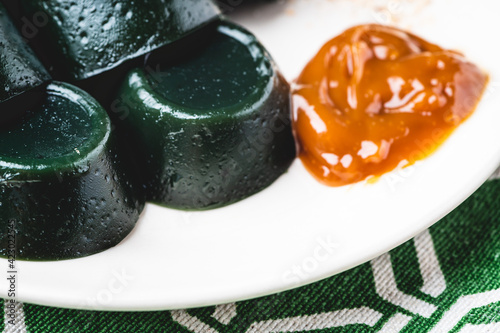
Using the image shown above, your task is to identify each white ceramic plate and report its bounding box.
[2,0,500,311]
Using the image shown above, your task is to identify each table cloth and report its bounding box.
[3,175,500,332]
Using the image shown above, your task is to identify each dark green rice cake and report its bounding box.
[0,2,50,123]
[115,22,296,210]
[20,0,220,81]
[0,82,144,260]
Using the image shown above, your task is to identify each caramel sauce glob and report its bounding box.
[292,24,488,186]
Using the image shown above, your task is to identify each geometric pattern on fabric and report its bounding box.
[3,180,500,332]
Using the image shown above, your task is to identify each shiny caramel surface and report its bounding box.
[292,24,488,186]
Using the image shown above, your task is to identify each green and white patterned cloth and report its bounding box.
[3,177,500,332]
